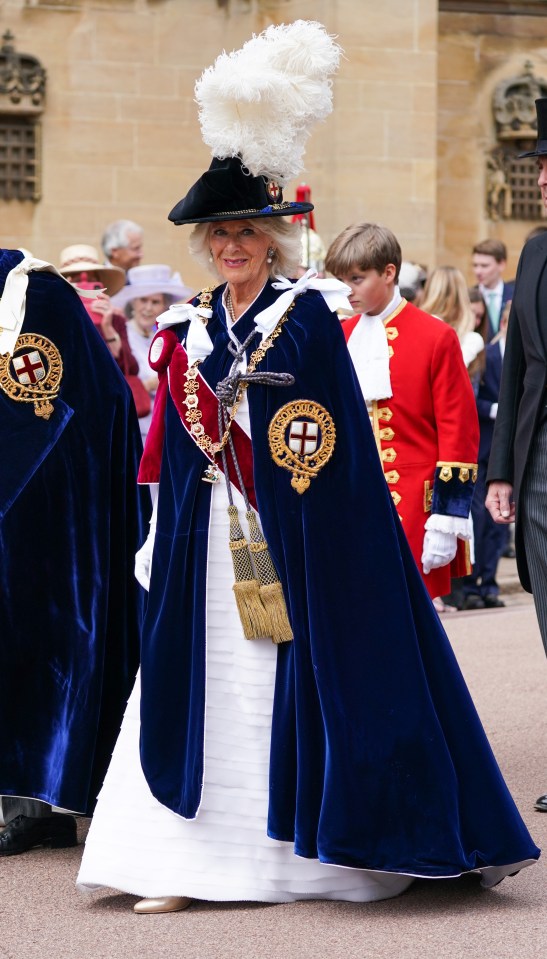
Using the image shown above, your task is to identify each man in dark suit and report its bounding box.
[462,317,509,609]
[472,238,514,342]
[486,96,547,813]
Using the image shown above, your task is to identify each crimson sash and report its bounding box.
[168,343,258,510]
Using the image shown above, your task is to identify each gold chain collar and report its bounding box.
[182,286,293,456]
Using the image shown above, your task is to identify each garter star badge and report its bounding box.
[0,333,63,420]
[268,400,336,494]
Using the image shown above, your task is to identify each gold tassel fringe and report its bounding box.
[246,509,293,644]
[232,579,270,640]
[259,581,294,644]
[227,505,269,639]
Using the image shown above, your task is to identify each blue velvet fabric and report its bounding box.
[432,465,476,518]
[140,280,539,875]
[0,250,146,815]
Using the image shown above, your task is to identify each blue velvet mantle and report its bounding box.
[140,280,539,876]
[0,249,146,815]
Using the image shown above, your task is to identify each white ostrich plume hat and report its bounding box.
[195,20,341,186]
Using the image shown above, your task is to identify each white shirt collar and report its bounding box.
[480,280,503,299]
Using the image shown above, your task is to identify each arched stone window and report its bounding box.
[0,31,46,202]
[486,63,547,222]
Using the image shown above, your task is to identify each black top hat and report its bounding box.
[518,98,547,158]
[168,157,313,226]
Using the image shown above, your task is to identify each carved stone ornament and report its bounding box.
[485,63,547,222]
[485,147,512,221]
[0,31,46,115]
[492,62,547,140]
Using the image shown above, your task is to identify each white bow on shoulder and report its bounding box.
[254,270,351,340]
[157,301,214,366]
[0,257,68,356]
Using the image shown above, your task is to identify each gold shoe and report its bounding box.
[133,896,191,915]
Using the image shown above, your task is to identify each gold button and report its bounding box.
[378,406,393,421]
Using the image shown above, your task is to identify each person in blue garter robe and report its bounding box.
[77,21,539,914]
[0,249,145,855]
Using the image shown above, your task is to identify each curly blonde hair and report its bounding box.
[188,217,302,282]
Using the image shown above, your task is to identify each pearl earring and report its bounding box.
[208,249,213,263]
[267,247,275,263]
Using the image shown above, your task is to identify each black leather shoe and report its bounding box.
[461,595,485,610]
[0,813,77,856]
[483,594,505,608]
[535,794,547,812]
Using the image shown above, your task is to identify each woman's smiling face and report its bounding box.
[208,220,271,287]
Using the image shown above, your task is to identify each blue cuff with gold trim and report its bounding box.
[431,462,478,518]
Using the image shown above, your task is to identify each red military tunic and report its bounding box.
[343,299,479,599]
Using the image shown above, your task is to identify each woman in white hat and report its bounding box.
[112,265,193,438]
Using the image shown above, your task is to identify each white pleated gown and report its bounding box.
[77,388,414,904]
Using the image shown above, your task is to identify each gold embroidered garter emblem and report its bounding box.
[268,400,336,494]
[0,334,63,420]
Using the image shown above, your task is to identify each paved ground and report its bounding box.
[1,561,545,959]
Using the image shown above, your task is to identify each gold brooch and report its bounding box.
[268,400,336,494]
[0,333,63,419]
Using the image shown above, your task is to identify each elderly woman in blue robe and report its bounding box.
[77,21,539,914]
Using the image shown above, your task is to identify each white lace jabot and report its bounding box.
[346,288,403,403]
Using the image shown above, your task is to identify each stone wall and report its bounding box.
[0,0,438,286]
[438,9,547,283]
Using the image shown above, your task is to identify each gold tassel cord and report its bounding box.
[212,302,296,644]
[259,581,294,644]
[246,510,293,644]
[227,505,270,639]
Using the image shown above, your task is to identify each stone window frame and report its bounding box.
[0,31,46,204]
[0,115,41,202]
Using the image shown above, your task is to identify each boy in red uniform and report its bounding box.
[325,223,479,605]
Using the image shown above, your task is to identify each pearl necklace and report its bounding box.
[226,290,236,323]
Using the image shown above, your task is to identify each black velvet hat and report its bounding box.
[518,98,547,158]
[168,157,314,226]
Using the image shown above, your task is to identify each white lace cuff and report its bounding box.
[425,512,472,540]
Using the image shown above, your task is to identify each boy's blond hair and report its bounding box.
[325,223,402,282]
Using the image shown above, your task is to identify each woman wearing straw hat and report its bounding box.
[111,265,193,439]
[58,244,139,377]
[77,21,539,914]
